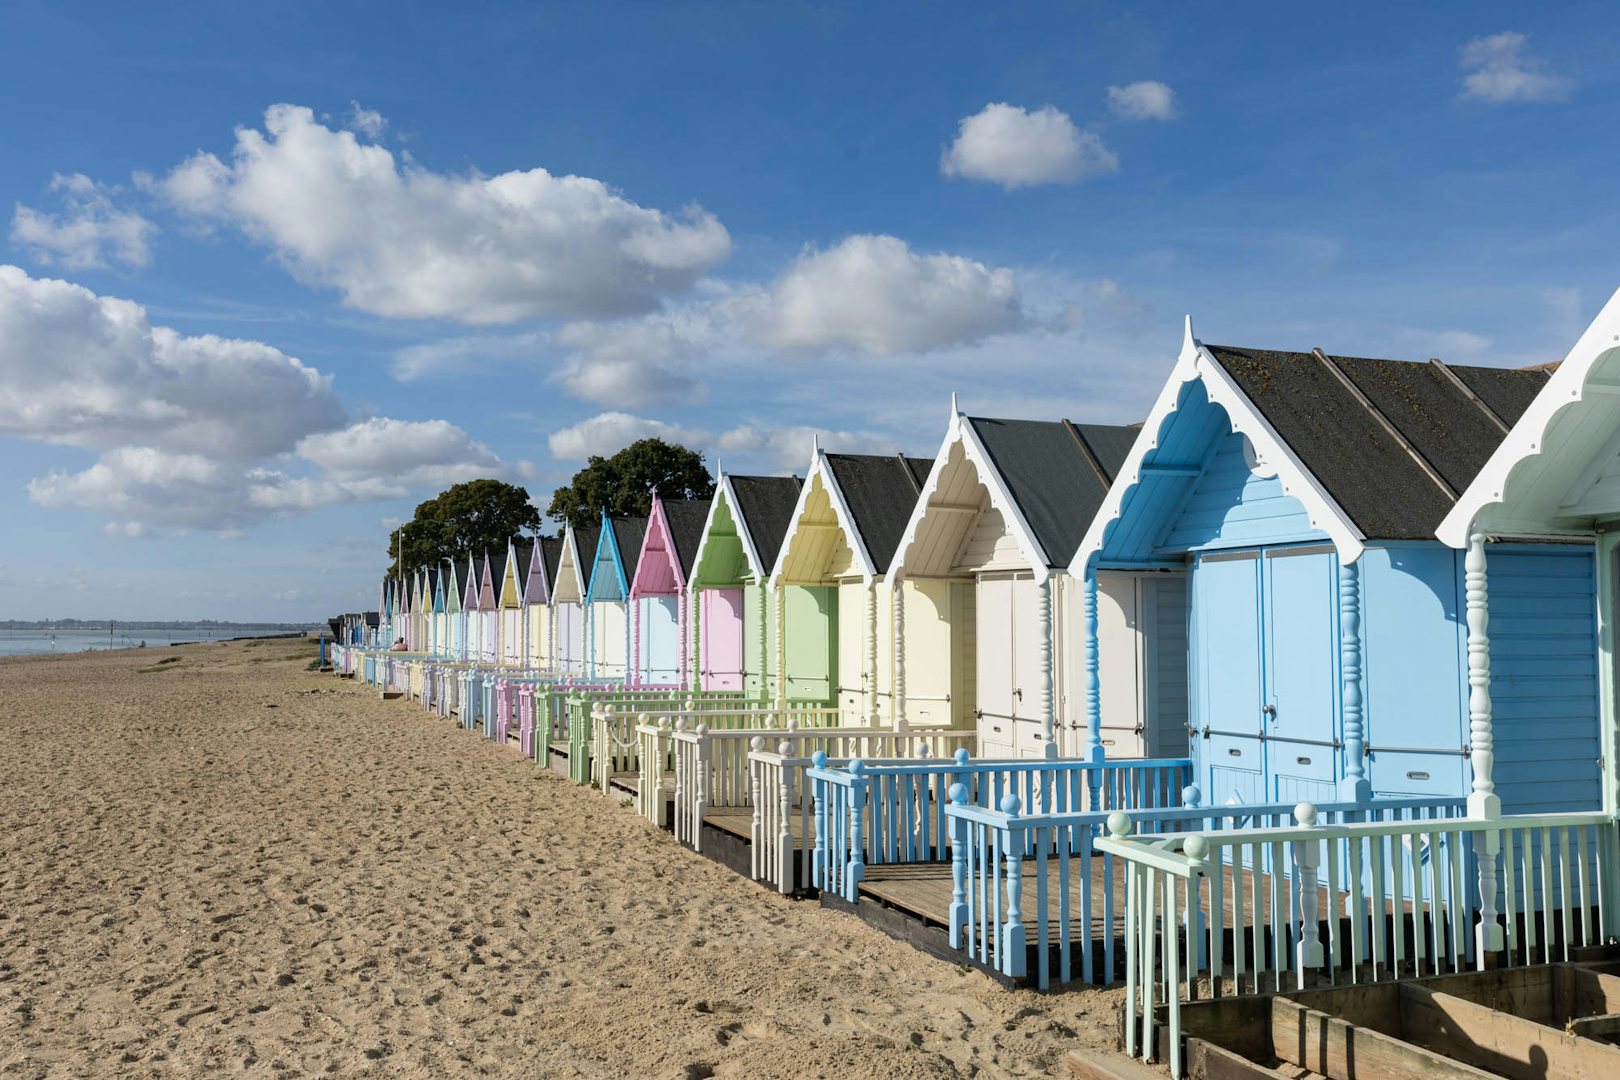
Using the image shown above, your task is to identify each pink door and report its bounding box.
[700,588,745,691]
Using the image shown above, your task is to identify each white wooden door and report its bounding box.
[975,575,1016,756]
[1096,573,1145,757]
[836,580,867,724]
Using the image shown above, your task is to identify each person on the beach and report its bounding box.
[389,637,408,652]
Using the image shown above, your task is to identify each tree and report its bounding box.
[547,438,714,531]
[387,479,541,570]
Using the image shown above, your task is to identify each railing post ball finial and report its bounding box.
[849,759,867,777]
[696,723,709,737]
[750,735,765,752]
[659,716,669,730]
[638,711,650,723]
[954,747,971,765]
[788,718,800,732]
[1294,801,1318,827]
[948,782,967,805]
[675,717,686,732]
[1183,833,1209,864]
[1000,793,1021,815]
[684,697,695,711]
[1106,811,1133,838]
[778,740,793,756]
[1182,784,1202,808]
[811,750,829,768]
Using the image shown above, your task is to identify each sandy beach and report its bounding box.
[0,640,1120,1078]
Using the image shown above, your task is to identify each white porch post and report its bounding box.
[633,597,643,688]
[1465,532,1503,957]
[1338,559,1371,802]
[1039,575,1056,759]
[867,578,880,728]
[892,578,907,732]
[774,582,787,709]
[1083,574,1103,763]
[756,580,769,703]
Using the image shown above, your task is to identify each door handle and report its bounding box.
[1262,704,1276,719]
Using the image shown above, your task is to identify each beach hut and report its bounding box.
[430,567,447,656]
[522,538,555,670]
[1072,318,1598,812]
[499,539,529,666]
[553,525,596,677]
[444,557,465,660]
[1439,287,1620,822]
[585,515,646,683]
[770,445,932,723]
[887,401,1145,755]
[690,473,803,698]
[458,553,479,661]
[477,549,506,664]
[630,495,712,687]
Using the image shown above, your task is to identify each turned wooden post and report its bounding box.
[949,782,969,948]
[1292,802,1324,985]
[1001,793,1026,976]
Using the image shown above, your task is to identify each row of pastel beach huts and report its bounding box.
[329,300,1620,1074]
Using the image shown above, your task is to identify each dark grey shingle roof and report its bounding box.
[572,527,600,592]
[364,612,379,627]
[486,551,508,595]
[1207,346,1548,539]
[540,537,564,584]
[662,499,712,578]
[824,454,933,574]
[967,417,1137,567]
[608,517,646,583]
[729,475,803,572]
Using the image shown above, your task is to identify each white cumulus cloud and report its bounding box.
[715,424,899,472]
[156,104,731,324]
[1,264,501,530]
[739,234,1026,354]
[1459,32,1572,104]
[941,103,1117,189]
[553,315,705,408]
[10,173,156,270]
[1106,81,1177,121]
[346,100,387,139]
[547,411,710,461]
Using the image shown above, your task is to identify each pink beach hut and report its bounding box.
[630,495,712,688]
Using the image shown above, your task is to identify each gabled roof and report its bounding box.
[610,516,646,573]
[633,496,711,597]
[1075,318,1547,571]
[588,516,645,602]
[568,525,600,600]
[729,475,803,574]
[364,611,379,627]
[519,539,548,605]
[773,448,930,583]
[1440,285,1620,545]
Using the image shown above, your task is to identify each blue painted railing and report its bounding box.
[807,753,1194,905]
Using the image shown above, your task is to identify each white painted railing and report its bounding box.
[1092,804,1618,1077]
[599,702,843,793]
[667,725,977,852]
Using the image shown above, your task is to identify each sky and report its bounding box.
[2,2,1617,622]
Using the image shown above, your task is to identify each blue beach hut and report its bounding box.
[585,514,646,682]
[1072,319,1600,814]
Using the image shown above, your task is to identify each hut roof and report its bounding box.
[729,475,803,571]
[824,453,932,574]
[965,417,1141,568]
[1206,346,1548,539]
[661,498,712,578]
[540,536,564,582]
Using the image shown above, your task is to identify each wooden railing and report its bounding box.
[1091,805,1617,1077]
[809,755,1196,907]
[746,734,979,893]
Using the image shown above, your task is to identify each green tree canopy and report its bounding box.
[387,478,541,571]
[546,438,715,532]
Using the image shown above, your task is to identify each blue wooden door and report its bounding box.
[1194,553,1266,805]
[1264,548,1339,802]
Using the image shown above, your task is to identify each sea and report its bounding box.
[0,625,313,657]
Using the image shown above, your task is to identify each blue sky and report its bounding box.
[2,2,1616,621]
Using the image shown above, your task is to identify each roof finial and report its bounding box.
[812,431,821,454]
[950,390,960,418]
[1177,314,1200,364]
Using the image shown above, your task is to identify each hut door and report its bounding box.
[1194,553,1266,804]
[836,580,868,724]
[1263,548,1339,802]
[700,588,744,692]
[975,574,1017,757]
[1010,575,1048,757]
